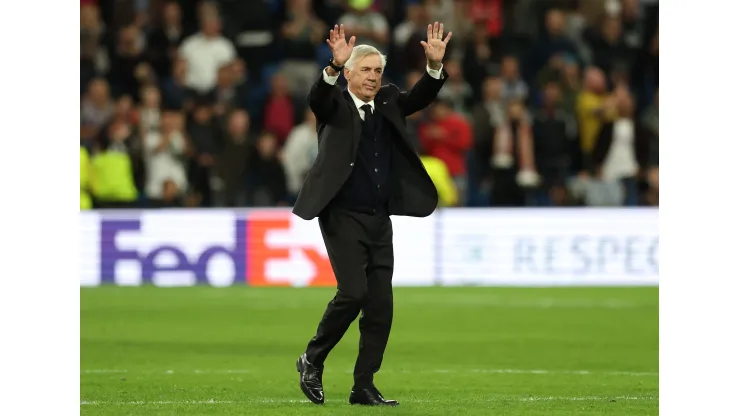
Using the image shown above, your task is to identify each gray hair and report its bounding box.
[345,45,387,71]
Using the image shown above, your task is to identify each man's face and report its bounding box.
[546,10,565,36]
[229,111,249,136]
[89,80,109,102]
[345,54,383,102]
[482,77,502,101]
[431,102,451,120]
[258,134,277,157]
[543,83,561,106]
[202,17,221,37]
[163,3,181,25]
[446,61,462,81]
[501,57,519,80]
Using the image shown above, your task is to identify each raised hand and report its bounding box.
[420,22,452,69]
[326,24,356,67]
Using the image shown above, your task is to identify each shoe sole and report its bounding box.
[349,401,399,407]
[296,358,324,405]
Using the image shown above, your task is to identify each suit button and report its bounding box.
[375,152,378,156]
[350,162,354,167]
[374,168,378,172]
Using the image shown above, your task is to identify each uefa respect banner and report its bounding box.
[79,209,437,287]
[437,208,659,286]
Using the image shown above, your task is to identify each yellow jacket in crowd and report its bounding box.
[80,147,92,210]
[420,155,458,207]
[90,150,138,204]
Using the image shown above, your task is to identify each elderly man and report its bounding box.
[293,22,452,406]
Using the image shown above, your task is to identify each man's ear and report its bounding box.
[343,67,350,79]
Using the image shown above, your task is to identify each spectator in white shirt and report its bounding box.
[178,11,236,94]
[144,111,189,201]
[282,108,319,199]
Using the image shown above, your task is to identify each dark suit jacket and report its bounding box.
[292,69,448,220]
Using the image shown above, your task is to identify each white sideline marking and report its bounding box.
[81,368,657,377]
[81,396,657,406]
[81,400,233,405]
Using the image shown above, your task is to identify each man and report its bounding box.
[293,22,451,406]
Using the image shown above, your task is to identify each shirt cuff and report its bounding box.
[322,68,340,85]
[426,64,443,79]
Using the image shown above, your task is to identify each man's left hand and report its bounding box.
[421,21,451,70]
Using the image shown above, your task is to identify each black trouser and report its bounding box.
[304,207,394,389]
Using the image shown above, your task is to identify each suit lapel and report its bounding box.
[343,89,363,156]
[374,96,415,152]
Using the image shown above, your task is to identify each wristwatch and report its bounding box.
[328,59,343,72]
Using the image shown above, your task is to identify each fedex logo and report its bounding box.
[246,212,335,287]
[99,215,246,286]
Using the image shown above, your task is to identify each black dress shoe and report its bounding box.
[349,387,399,406]
[296,354,324,404]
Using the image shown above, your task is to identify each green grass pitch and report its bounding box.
[80,286,658,415]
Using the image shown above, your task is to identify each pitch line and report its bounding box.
[81,368,657,377]
[80,396,657,406]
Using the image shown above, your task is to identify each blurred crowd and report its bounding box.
[80,0,659,210]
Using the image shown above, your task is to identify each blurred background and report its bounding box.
[79,0,659,211]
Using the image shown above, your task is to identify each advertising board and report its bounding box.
[437,208,659,286]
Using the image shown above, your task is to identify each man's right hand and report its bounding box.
[326,24,355,67]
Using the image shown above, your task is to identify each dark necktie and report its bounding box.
[360,104,376,136]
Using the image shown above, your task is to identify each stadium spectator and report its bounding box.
[469,0,503,38]
[282,108,319,201]
[178,9,236,94]
[214,110,252,207]
[338,1,390,52]
[530,81,577,206]
[469,76,506,205]
[138,85,162,137]
[90,121,140,208]
[392,3,427,53]
[109,25,148,100]
[585,16,632,81]
[490,100,537,207]
[461,20,502,102]
[246,132,288,207]
[262,72,295,145]
[575,66,616,170]
[500,55,529,103]
[143,110,188,204]
[558,57,582,116]
[527,8,580,82]
[81,78,115,146]
[279,0,326,100]
[418,99,473,203]
[147,1,186,80]
[437,59,474,116]
[160,57,192,111]
[641,89,659,168]
[210,63,248,118]
[80,3,109,91]
[186,99,220,206]
[591,88,650,206]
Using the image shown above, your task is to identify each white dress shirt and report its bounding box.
[321,64,444,120]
